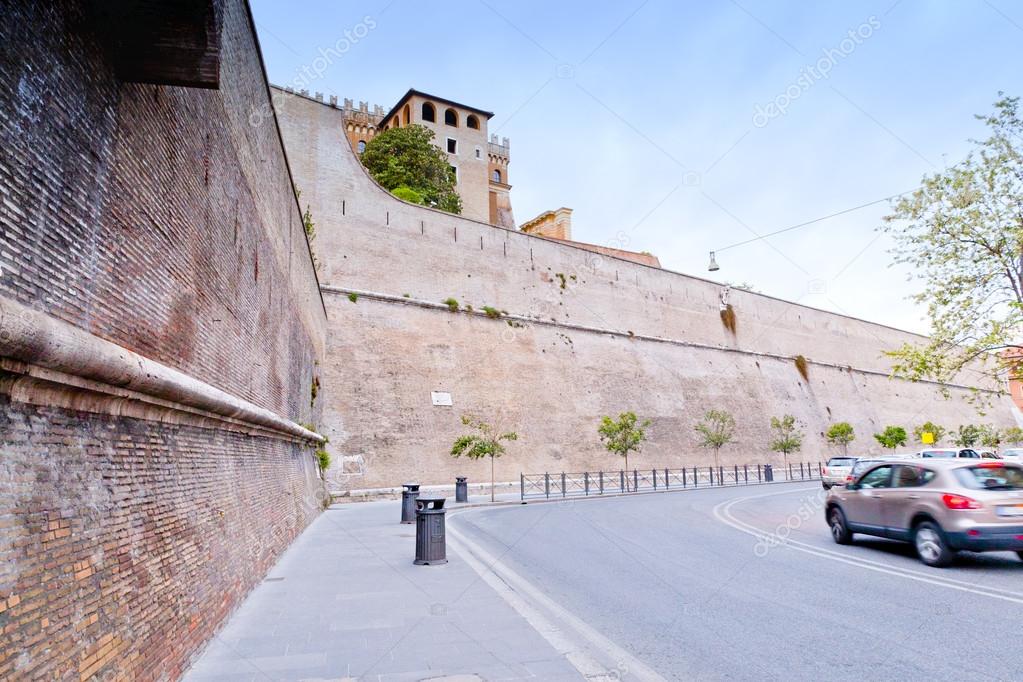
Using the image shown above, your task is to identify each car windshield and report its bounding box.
[953,465,1023,490]
[827,458,856,467]
[920,451,955,458]
[851,460,882,475]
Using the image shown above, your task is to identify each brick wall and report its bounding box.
[0,0,327,678]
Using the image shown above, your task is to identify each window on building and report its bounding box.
[449,165,458,181]
[475,146,482,159]
[444,108,458,126]
[402,104,410,126]
[357,140,366,153]
[422,102,436,122]
[467,114,480,129]
[492,169,501,183]
[446,138,457,154]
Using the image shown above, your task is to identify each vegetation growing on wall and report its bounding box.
[952,424,981,447]
[719,304,737,334]
[443,297,459,312]
[1003,426,1023,445]
[482,306,502,319]
[794,354,809,381]
[347,292,358,303]
[912,421,946,444]
[310,375,320,408]
[360,124,462,214]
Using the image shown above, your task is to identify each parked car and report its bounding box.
[1002,448,1023,462]
[822,457,858,489]
[979,450,1001,459]
[826,459,1023,566]
[917,448,982,459]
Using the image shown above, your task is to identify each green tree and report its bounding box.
[769,415,804,470]
[979,425,1002,449]
[598,412,651,490]
[951,424,982,447]
[873,426,907,451]
[882,95,1023,400]
[361,124,463,214]
[695,410,736,470]
[450,415,518,502]
[1003,426,1023,445]
[825,422,856,455]
[912,421,947,445]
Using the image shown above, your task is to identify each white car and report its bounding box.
[1002,448,1023,462]
[917,448,982,459]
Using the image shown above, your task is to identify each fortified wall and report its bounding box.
[274,89,1017,492]
[0,1,327,678]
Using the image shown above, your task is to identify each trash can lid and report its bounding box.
[416,497,446,510]
[402,483,421,491]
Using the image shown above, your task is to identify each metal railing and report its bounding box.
[520,462,824,500]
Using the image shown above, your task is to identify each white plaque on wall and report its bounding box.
[431,391,453,406]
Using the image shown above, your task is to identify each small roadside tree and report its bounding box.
[825,422,856,455]
[951,424,982,448]
[769,415,804,470]
[913,421,947,445]
[1003,426,1023,445]
[980,425,1002,449]
[694,410,736,470]
[450,415,518,502]
[873,426,907,451]
[598,412,650,490]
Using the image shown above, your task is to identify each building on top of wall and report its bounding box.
[520,208,662,268]
[328,87,514,229]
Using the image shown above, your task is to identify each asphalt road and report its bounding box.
[450,482,1023,681]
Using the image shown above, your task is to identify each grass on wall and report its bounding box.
[720,304,737,334]
[794,354,810,381]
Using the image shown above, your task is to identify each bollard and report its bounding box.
[455,476,468,503]
[414,498,447,565]
[764,464,774,483]
[400,483,420,524]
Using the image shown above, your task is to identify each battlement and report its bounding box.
[488,134,510,160]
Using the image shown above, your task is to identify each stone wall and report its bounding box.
[0,1,327,678]
[272,88,1017,494]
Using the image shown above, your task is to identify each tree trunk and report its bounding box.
[713,447,720,471]
[490,456,495,503]
[624,453,630,491]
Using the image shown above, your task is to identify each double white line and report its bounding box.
[712,487,1023,605]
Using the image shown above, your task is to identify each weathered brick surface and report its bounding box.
[0,0,327,679]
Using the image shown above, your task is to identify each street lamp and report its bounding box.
[707,251,720,272]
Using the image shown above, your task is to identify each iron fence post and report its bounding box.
[682,467,687,488]
[734,465,738,484]
[561,472,566,498]
[653,469,657,490]
[665,468,670,489]
[633,469,638,493]
[620,469,625,493]
[744,464,748,484]
[709,466,714,486]
[757,464,762,482]
[520,473,524,501]
[544,473,550,499]
[800,462,805,480]
[788,463,793,481]
[600,470,604,494]
[584,471,590,496]
[693,467,698,488]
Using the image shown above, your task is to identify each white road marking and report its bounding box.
[447,519,669,682]
[712,487,1023,605]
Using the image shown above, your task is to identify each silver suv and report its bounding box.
[826,460,1023,567]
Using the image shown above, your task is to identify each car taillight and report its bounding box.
[942,493,982,510]
[978,461,1004,468]
[845,475,853,482]
[823,467,829,475]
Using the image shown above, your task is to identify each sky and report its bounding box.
[249,0,1022,334]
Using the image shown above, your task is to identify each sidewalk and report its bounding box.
[183,495,581,681]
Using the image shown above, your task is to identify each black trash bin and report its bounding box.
[764,464,774,483]
[400,483,420,524]
[455,476,468,503]
[414,497,447,565]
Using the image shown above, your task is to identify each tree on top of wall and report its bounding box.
[361,124,462,214]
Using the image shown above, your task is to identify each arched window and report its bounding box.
[492,169,501,183]
[357,140,366,153]
[444,108,458,126]
[421,102,436,122]
[402,104,410,125]
[467,114,480,130]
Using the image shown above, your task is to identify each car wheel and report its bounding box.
[822,482,831,490]
[1016,551,1023,562]
[829,507,852,545]
[914,521,954,567]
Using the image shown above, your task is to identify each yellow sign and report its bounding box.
[922,432,935,444]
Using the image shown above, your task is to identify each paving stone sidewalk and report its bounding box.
[183,496,581,681]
